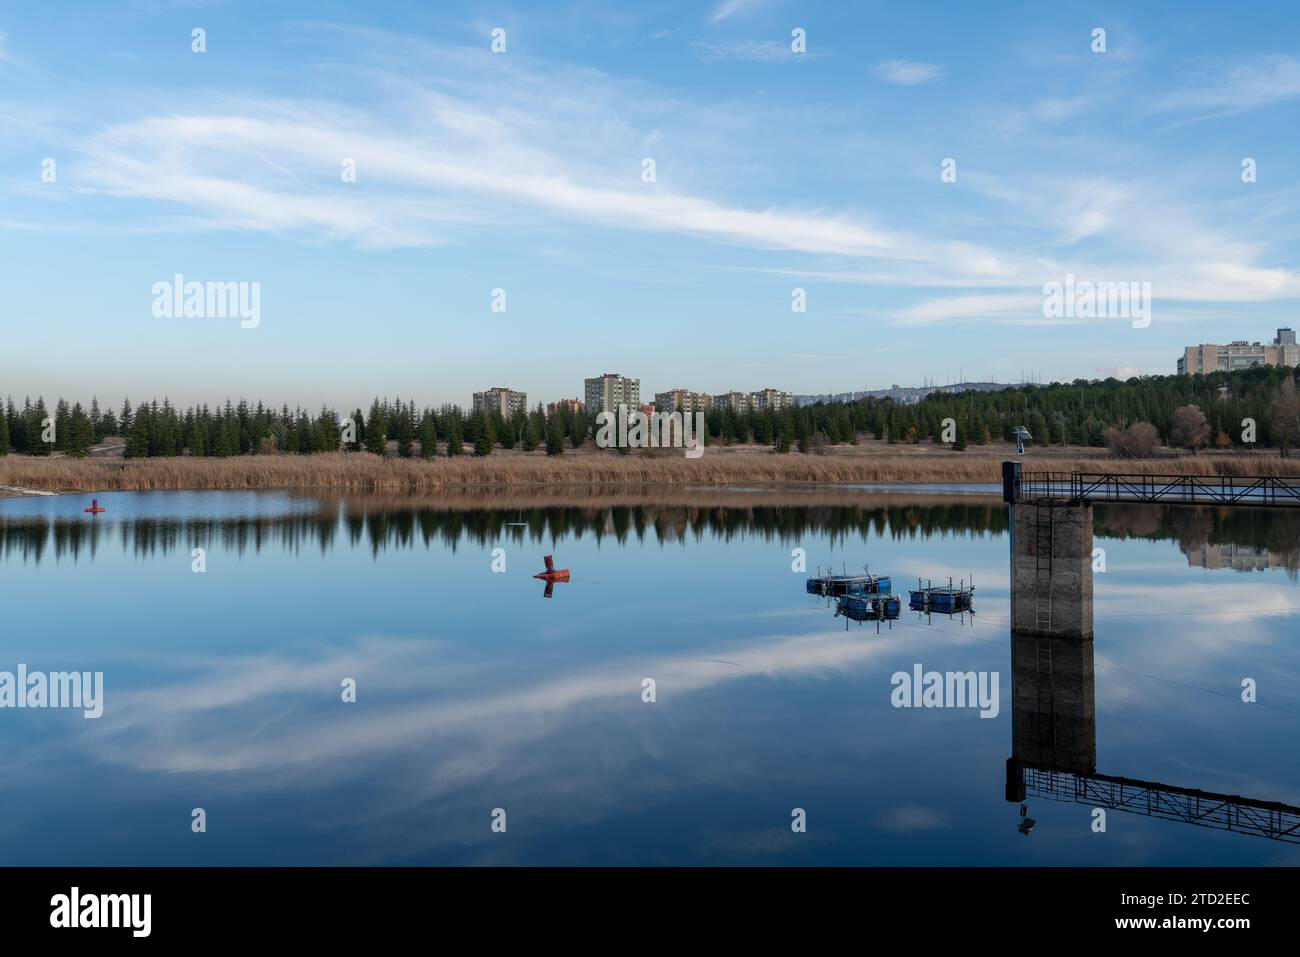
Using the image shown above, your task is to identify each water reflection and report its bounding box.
[4,495,1298,569]
[0,497,1011,565]
[1009,499,1300,845]
[2,489,1298,864]
[1008,631,1300,845]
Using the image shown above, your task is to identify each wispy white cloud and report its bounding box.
[693,38,794,63]
[870,59,944,86]
[892,293,1046,327]
[18,27,1300,329]
[82,625,898,775]
[1159,54,1300,116]
[709,0,762,23]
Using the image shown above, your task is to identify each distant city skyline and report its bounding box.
[4,3,1300,406]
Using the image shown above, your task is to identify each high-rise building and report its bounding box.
[1177,329,1300,374]
[750,388,793,412]
[584,373,640,414]
[654,389,713,416]
[472,387,528,417]
[714,391,751,413]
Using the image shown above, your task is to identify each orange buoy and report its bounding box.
[84,499,106,514]
[533,554,570,582]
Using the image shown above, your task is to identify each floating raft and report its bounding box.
[836,594,901,621]
[908,578,975,614]
[806,570,892,597]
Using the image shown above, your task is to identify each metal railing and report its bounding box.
[1018,471,1300,507]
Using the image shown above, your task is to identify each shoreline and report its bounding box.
[4,445,1300,497]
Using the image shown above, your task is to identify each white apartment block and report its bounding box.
[750,388,793,411]
[1177,329,1300,374]
[715,391,751,413]
[584,373,641,414]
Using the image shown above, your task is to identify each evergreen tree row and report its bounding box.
[2,365,1297,458]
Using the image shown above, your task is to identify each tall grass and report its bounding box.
[4,447,1300,495]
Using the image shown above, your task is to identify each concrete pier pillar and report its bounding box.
[1011,500,1094,640]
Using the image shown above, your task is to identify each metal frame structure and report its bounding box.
[1016,471,1300,508]
[1022,765,1300,844]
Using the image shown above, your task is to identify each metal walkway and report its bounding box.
[1006,465,1300,508]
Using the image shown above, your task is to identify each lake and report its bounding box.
[1,487,1298,865]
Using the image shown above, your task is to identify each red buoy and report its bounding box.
[533,554,570,582]
[84,499,106,514]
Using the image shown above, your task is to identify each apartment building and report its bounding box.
[653,389,713,416]
[472,387,528,417]
[583,373,640,414]
[713,388,793,414]
[749,387,794,411]
[1177,329,1300,374]
[546,399,584,417]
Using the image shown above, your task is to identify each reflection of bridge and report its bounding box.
[1002,461,1300,843]
[1018,765,1300,844]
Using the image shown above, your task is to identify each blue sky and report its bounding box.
[3,0,1300,409]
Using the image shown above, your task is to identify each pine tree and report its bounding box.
[419,411,438,458]
[364,399,387,456]
[446,421,464,456]
[30,398,51,456]
[191,412,209,457]
[54,399,71,452]
[546,414,565,456]
[397,405,415,458]
[67,403,94,457]
[119,398,134,439]
[0,401,8,455]
[125,404,151,458]
[472,410,494,456]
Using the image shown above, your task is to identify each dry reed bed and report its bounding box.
[4,449,1300,495]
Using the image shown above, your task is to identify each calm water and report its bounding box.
[1,489,1298,865]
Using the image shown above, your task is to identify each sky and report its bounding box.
[2,0,1300,410]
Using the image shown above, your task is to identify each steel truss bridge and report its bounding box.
[1010,469,1300,508]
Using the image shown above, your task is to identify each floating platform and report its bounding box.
[806,569,892,597]
[908,578,975,614]
[836,593,901,621]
